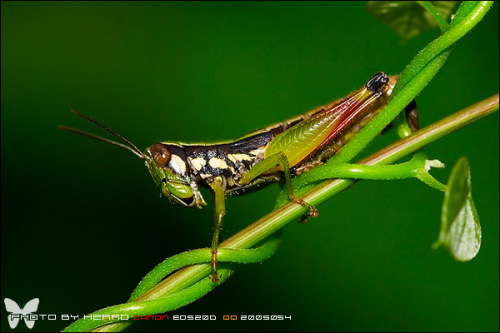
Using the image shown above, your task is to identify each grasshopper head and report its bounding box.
[60,110,204,208]
[145,143,198,207]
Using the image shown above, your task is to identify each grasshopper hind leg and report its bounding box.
[381,99,419,135]
[404,100,419,132]
[239,152,318,219]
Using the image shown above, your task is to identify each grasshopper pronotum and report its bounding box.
[61,72,417,282]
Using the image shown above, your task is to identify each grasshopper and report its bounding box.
[61,72,416,282]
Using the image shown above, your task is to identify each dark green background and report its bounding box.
[1,2,498,332]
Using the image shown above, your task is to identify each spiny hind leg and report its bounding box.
[239,152,318,217]
[404,99,419,132]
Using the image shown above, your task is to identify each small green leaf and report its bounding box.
[367,1,457,39]
[434,157,481,261]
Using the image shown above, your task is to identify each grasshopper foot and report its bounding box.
[291,197,318,218]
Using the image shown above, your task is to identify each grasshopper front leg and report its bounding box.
[208,176,226,283]
[209,155,315,283]
[238,152,318,217]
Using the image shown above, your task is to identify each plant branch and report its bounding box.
[417,1,449,33]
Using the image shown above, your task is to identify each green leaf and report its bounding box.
[367,1,457,39]
[434,157,481,261]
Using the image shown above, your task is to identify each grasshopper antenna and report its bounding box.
[59,110,145,159]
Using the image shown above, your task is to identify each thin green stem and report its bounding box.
[65,234,281,332]
[308,1,493,168]
[417,1,449,32]
[129,233,281,301]
[395,0,450,138]
[394,1,492,96]
[289,153,441,183]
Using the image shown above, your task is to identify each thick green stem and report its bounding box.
[333,2,492,165]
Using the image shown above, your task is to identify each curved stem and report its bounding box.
[129,232,281,301]
[394,0,450,138]
[417,1,450,32]
[393,1,493,96]
[328,2,493,167]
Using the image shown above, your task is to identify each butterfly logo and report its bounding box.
[3,298,39,329]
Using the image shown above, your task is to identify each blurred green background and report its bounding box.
[1,2,498,332]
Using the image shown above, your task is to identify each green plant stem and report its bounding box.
[395,0,449,138]
[393,1,492,97]
[333,2,494,164]
[129,233,282,301]
[65,94,498,332]
[340,1,492,164]
[284,153,441,182]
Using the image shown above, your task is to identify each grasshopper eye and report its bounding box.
[150,143,171,167]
